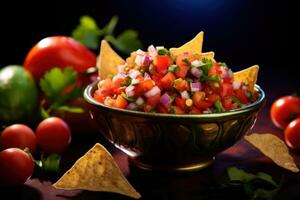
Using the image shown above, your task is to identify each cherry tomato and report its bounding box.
[0,124,37,153]
[284,118,300,150]
[0,148,34,186]
[270,96,300,129]
[24,36,96,80]
[36,117,71,154]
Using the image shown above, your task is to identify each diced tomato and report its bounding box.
[235,88,249,104]
[192,91,205,103]
[174,97,187,110]
[143,104,153,112]
[115,95,128,109]
[222,96,233,111]
[220,83,234,97]
[126,52,137,68]
[190,107,202,114]
[157,103,169,113]
[146,93,161,107]
[152,73,164,90]
[207,93,220,103]
[173,106,185,114]
[111,78,125,89]
[94,88,112,98]
[161,72,176,90]
[173,79,189,92]
[208,63,222,76]
[194,100,214,110]
[134,80,155,96]
[153,55,172,74]
[114,87,126,95]
[175,65,190,79]
[93,89,105,103]
[175,53,194,78]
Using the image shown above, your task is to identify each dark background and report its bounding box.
[0,0,293,96]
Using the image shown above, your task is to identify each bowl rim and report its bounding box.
[84,81,266,119]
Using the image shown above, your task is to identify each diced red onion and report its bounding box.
[143,55,150,65]
[233,81,241,90]
[148,45,157,58]
[135,54,144,66]
[136,97,144,105]
[144,72,151,80]
[119,72,128,78]
[126,103,138,110]
[160,92,171,105]
[118,64,126,73]
[129,70,141,79]
[145,86,161,98]
[131,78,140,85]
[136,49,145,55]
[181,91,190,99]
[112,73,125,82]
[191,60,203,67]
[220,67,228,78]
[190,67,202,78]
[190,82,202,92]
[125,85,135,97]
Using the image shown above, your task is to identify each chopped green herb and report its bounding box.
[173,78,183,84]
[120,77,132,87]
[121,92,136,102]
[157,48,170,55]
[168,65,179,73]
[232,96,242,104]
[182,58,191,66]
[213,99,225,113]
[201,74,221,81]
[201,58,213,75]
[218,62,228,68]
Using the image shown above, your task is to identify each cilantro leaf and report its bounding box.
[201,74,221,81]
[201,58,213,75]
[72,15,103,49]
[213,99,225,113]
[103,16,118,35]
[157,48,170,55]
[105,29,143,54]
[40,67,77,101]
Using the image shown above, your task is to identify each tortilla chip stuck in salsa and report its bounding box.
[53,143,141,199]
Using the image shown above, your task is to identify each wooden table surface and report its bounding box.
[1,86,300,200]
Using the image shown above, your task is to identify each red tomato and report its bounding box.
[175,53,194,78]
[161,72,176,90]
[235,88,249,104]
[134,80,155,96]
[24,36,96,80]
[220,83,234,97]
[284,118,300,150]
[146,93,161,107]
[0,124,36,153]
[153,55,172,73]
[173,79,189,92]
[114,95,128,109]
[174,97,187,110]
[36,117,71,154]
[0,148,34,186]
[271,96,300,129]
[208,63,222,76]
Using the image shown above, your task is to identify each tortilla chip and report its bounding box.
[233,65,259,92]
[170,31,204,56]
[97,40,125,80]
[53,143,141,199]
[245,133,299,173]
[199,51,215,60]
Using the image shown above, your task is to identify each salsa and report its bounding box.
[93,46,257,114]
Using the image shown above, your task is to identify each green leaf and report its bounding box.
[201,74,221,81]
[57,106,85,113]
[40,154,61,173]
[252,188,279,200]
[213,99,225,113]
[256,172,278,187]
[105,29,143,54]
[40,107,50,119]
[157,48,170,55]
[168,65,179,73]
[201,58,213,75]
[72,15,103,49]
[227,167,256,182]
[182,58,191,66]
[103,16,118,35]
[40,67,78,102]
